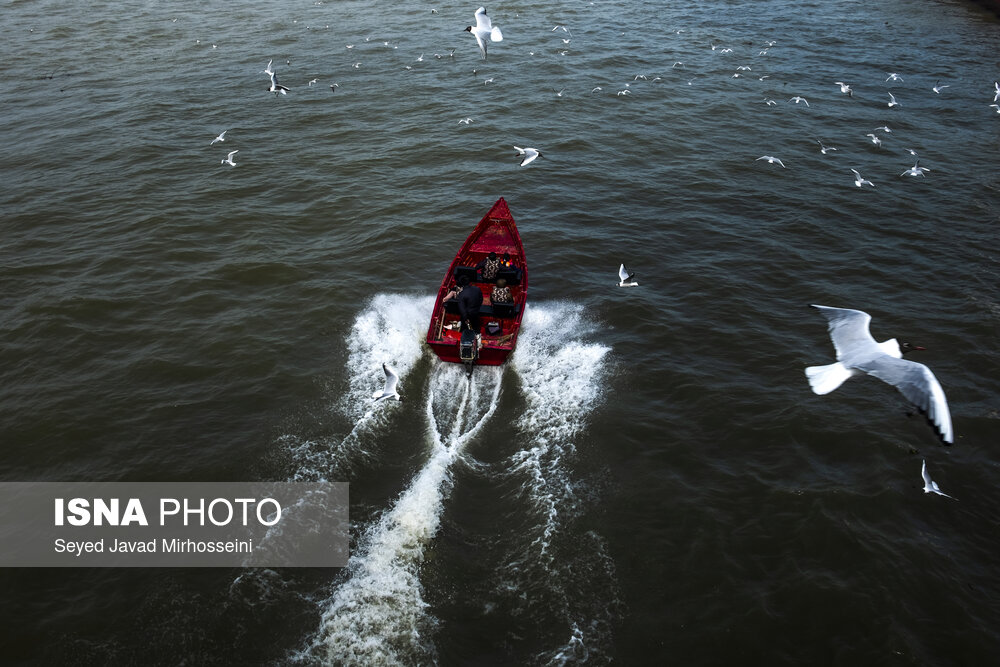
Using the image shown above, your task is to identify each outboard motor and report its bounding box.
[459,329,478,375]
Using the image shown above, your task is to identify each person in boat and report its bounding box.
[443,280,462,304]
[477,251,502,282]
[501,252,522,283]
[491,277,512,304]
[455,274,483,332]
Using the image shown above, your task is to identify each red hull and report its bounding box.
[426,198,528,366]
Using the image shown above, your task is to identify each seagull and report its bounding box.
[901,161,930,177]
[851,169,875,188]
[763,98,776,106]
[513,146,540,167]
[756,155,786,167]
[886,72,903,82]
[835,81,853,96]
[932,80,949,94]
[308,78,318,86]
[458,117,473,124]
[616,89,632,96]
[221,150,238,166]
[466,6,503,59]
[261,59,274,76]
[483,77,494,85]
[817,139,838,155]
[618,264,638,287]
[268,71,289,95]
[866,133,882,147]
[210,130,227,145]
[591,86,603,93]
[329,83,339,91]
[372,363,401,402]
[994,81,999,102]
[887,91,900,108]
[805,305,953,444]
[875,125,892,133]
[789,96,810,107]
[905,148,919,157]
[921,460,956,499]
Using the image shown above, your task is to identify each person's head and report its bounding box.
[458,274,471,287]
[495,278,507,289]
[488,252,497,261]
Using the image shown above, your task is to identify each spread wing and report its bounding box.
[921,460,933,486]
[474,7,491,32]
[859,355,953,444]
[619,264,633,283]
[811,305,878,362]
[382,363,399,395]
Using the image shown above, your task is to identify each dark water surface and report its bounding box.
[3,0,1000,664]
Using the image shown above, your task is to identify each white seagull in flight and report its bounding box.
[851,169,875,188]
[268,71,289,95]
[805,305,953,444]
[887,91,900,108]
[932,80,949,94]
[756,155,785,167]
[466,7,503,60]
[901,161,930,177]
[993,81,999,102]
[618,264,638,287]
[210,130,227,145]
[372,363,401,402]
[817,140,838,155]
[835,81,853,97]
[221,150,238,166]
[922,460,956,499]
[513,146,540,166]
[789,96,810,107]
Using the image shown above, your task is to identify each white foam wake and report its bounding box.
[509,303,610,566]
[303,363,503,665]
[503,303,618,664]
[282,294,433,482]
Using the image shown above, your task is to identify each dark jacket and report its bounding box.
[457,284,483,328]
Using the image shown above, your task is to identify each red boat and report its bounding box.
[426,197,528,372]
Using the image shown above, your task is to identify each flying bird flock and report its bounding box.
[192,5,990,500]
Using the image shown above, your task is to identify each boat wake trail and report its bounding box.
[280,294,433,482]
[498,302,620,664]
[300,363,503,666]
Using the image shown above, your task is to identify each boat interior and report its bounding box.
[434,251,524,347]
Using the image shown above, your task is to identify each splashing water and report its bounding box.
[281,294,433,482]
[302,363,503,665]
[503,303,620,663]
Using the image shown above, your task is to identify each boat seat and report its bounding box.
[489,301,517,318]
[445,301,519,318]
[495,268,521,286]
